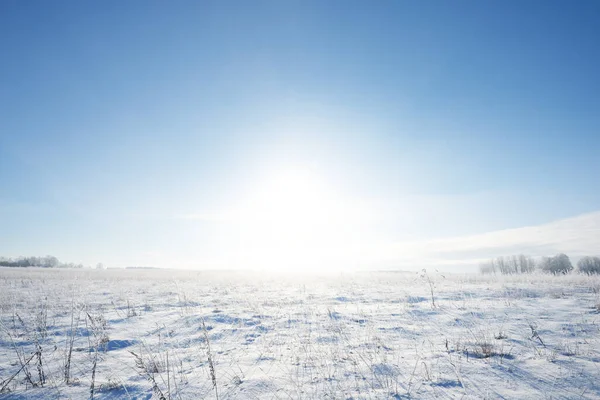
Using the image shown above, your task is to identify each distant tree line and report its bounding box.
[479,254,536,275]
[0,255,85,269]
[480,253,600,275]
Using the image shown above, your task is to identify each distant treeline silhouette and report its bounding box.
[0,255,85,269]
[480,253,600,275]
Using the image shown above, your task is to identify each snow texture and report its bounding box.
[1,268,599,399]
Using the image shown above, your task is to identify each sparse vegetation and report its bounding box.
[1,268,600,398]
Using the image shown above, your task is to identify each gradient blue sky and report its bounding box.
[1,1,599,270]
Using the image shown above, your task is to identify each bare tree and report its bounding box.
[480,254,535,275]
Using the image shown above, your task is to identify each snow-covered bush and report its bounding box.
[539,253,573,275]
[577,256,600,275]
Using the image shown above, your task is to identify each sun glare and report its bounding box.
[227,166,368,270]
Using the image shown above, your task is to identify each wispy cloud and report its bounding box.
[383,211,600,270]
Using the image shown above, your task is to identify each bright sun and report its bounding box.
[228,166,365,270]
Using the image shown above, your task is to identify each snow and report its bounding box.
[1,267,599,399]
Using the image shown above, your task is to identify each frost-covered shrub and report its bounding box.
[479,254,536,275]
[577,256,600,275]
[539,253,573,275]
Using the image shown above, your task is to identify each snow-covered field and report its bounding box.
[1,267,599,399]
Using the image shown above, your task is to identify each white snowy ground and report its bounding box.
[0,268,599,399]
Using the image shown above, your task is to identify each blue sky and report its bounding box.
[1,1,599,270]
